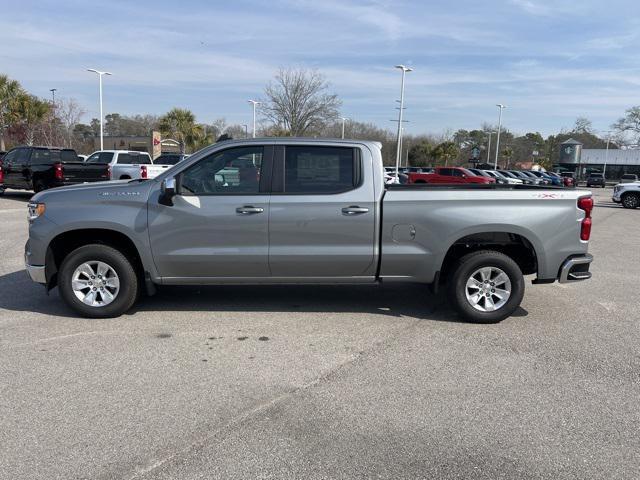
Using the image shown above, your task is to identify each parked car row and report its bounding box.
[383,166,573,187]
[0,146,189,194]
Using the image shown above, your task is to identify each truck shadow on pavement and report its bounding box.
[0,190,34,204]
[0,270,528,323]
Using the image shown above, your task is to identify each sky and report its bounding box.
[1,0,639,137]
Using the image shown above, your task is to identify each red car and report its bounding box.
[408,167,495,184]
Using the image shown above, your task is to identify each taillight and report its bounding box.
[578,196,593,241]
[54,162,63,180]
[140,165,148,179]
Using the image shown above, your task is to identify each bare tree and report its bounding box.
[262,68,341,136]
[612,106,640,145]
[56,98,85,148]
[573,116,593,134]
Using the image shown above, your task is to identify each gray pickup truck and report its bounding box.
[24,139,594,323]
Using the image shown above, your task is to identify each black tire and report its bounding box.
[0,187,5,196]
[447,250,525,323]
[33,180,46,193]
[58,244,139,318]
[622,193,639,209]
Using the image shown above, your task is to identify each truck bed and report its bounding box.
[380,184,588,283]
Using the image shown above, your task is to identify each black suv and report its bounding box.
[0,146,110,193]
[155,153,190,165]
[586,173,606,188]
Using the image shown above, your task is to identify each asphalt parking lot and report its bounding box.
[1,187,638,480]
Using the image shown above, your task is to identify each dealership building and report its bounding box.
[91,132,180,159]
[556,138,640,179]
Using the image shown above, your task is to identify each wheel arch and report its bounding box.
[46,228,146,291]
[438,230,540,284]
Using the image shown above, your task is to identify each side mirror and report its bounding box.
[159,177,177,206]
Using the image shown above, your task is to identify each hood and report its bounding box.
[32,179,155,203]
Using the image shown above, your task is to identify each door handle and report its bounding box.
[236,205,264,215]
[341,206,369,215]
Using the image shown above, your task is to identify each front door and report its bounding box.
[148,145,272,279]
[3,148,30,188]
[268,144,376,278]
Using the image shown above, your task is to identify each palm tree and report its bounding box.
[13,94,50,146]
[502,146,514,169]
[433,141,459,167]
[0,75,24,150]
[158,108,209,153]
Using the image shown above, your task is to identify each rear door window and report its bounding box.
[282,146,357,194]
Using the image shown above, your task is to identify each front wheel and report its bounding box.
[622,193,639,209]
[448,250,525,323]
[58,244,139,318]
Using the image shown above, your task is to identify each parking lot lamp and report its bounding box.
[341,117,348,139]
[87,69,112,151]
[604,132,611,178]
[494,104,506,169]
[394,65,412,181]
[248,100,260,138]
[486,131,494,164]
[242,124,248,138]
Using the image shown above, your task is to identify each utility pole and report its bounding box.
[248,100,260,138]
[494,104,506,169]
[49,88,57,145]
[87,69,112,150]
[341,117,347,139]
[393,65,412,182]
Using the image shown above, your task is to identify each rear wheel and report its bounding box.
[33,180,46,193]
[58,244,139,318]
[448,250,525,323]
[622,193,639,209]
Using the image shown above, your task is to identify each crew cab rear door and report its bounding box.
[268,144,376,278]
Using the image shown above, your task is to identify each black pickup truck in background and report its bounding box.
[0,146,110,194]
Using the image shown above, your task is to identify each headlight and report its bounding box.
[28,202,46,222]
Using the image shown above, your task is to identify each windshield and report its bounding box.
[86,152,114,164]
[32,149,78,163]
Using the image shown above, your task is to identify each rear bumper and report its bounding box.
[558,254,593,283]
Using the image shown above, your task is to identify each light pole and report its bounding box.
[486,131,494,165]
[49,88,57,145]
[394,65,412,181]
[242,124,248,138]
[604,131,611,178]
[248,100,260,138]
[494,104,506,169]
[341,117,348,139]
[87,69,112,150]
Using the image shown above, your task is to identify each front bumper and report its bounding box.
[558,254,593,283]
[25,254,46,284]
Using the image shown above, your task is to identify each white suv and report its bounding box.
[612,181,640,209]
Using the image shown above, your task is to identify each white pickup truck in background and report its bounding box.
[85,150,153,180]
[84,150,184,180]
